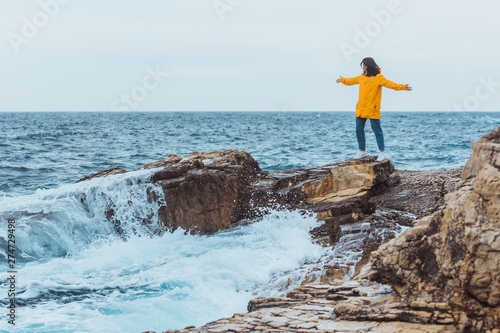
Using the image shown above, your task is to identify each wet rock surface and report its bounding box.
[153,280,460,333]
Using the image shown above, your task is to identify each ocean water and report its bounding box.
[0,112,498,332]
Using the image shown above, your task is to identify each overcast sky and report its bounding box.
[1,0,499,112]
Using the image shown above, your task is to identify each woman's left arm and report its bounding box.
[378,75,411,91]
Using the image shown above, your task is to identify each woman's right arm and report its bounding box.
[337,75,361,86]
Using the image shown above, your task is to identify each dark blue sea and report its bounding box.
[0,112,498,332]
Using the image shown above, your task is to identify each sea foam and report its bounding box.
[0,170,324,332]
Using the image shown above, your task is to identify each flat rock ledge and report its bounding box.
[147,280,460,333]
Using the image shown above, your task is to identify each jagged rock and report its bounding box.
[359,126,500,332]
[77,151,395,235]
[304,168,462,283]
[249,157,395,247]
[349,168,462,277]
[148,150,262,234]
[248,157,394,218]
[368,168,462,218]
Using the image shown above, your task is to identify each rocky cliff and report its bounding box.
[358,126,500,331]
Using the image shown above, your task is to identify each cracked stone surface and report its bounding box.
[154,280,461,333]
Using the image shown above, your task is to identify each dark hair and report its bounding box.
[361,57,380,77]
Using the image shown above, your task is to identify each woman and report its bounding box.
[336,57,412,162]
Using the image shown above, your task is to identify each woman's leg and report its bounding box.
[370,119,385,151]
[356,117,367,151]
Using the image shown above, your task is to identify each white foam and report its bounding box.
[1,209,324,332]
[0,168,165,261]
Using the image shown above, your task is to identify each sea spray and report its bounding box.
[0,168,165,262]
[0,180,325,332]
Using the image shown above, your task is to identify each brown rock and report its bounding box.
[360,126,500,332]
[76,166,127,183]
[151,150,262,234]
[77,150,396,235]
[368,168,462,218]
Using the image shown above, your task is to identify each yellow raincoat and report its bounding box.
[340,72,407,119]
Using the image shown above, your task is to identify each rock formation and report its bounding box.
[359,126,500,331]
[144,150,262,234]
[77,150,396,236]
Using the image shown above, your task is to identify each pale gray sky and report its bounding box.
[1,0,499,111]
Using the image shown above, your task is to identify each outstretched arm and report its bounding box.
[336,75,361,86]
[378,75,411,91]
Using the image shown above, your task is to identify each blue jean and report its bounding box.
[356,117,385,151]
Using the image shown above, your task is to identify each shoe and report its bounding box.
[354,151,369,159]
[377,152,388,162]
